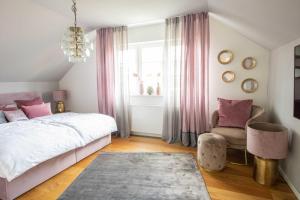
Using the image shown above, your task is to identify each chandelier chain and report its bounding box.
[71,0,78,56]
[71,0,77,28]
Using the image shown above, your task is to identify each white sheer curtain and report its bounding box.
[113,26,131,138]
[162,18,182,143]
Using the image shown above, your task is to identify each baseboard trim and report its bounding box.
[131,131,161,138]
[279,167,300,199]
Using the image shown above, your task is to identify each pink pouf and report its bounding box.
[197,133,227,171]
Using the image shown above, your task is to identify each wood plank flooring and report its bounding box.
[18,136,297,200]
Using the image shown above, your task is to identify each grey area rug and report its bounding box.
[59,153,211,200]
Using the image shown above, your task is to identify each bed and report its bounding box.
[0,92,117,200]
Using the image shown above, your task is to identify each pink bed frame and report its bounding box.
[0,92,112,200]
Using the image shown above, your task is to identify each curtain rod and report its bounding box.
[128,10,210,28]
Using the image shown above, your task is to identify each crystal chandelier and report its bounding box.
[61,0,93,63]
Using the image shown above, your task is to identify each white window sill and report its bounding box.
[130,95,163,97]
[130,104,163,108]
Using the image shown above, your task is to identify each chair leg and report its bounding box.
[229,148,248,166]
[244,149,248,165]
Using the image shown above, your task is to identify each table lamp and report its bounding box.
[53,90,67,113]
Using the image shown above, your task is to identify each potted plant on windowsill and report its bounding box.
[147,86,154,95]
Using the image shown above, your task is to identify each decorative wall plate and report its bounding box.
[222,71,235,83]
[242,57,257,70]
[218,50,234,64]
[241,78,259,93]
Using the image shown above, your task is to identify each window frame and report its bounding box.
[128,40,164,96]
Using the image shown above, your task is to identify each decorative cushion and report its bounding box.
[211,127,246,149]
[2,107,18,111]
[0,111,7,124]
[3,110,28,122]
[0,103,18,111]
[15,97,44,108]
[197,133,227,171]
[21,103,52,119]
[217,98,253,128]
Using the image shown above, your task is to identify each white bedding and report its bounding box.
[36,112,117,145]
[0,113,117,181]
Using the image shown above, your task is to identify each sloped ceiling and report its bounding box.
[208,0,300,49]
[1,0,300,81]
[0,0,73,82]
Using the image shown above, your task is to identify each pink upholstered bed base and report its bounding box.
[0,92,112,200]
[0,134,111,200]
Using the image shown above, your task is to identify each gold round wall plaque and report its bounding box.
[242,57,257,70]
[222,71,235,83]
[241,78,259,93]
[218,50,234,64]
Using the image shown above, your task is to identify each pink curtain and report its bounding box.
[180,13,210,147]
[96,27,130,138]
[96,28,116,118]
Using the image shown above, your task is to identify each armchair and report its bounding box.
[211,105,264,165]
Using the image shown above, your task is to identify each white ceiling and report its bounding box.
[0,0,300,81]
[34,0,208,30]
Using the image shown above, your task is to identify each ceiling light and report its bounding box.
[61,0,93,63]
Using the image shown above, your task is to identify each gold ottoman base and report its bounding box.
[253,156,278,186]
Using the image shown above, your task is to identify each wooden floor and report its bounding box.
[18,136,297,200]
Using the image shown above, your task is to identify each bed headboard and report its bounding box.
[0,92,41,105]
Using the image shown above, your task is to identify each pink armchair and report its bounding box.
[211,105,264,165]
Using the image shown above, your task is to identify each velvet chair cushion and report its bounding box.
[211,127,246,149]
[217,98,253,128]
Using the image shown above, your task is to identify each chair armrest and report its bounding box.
[211,110,219,128]
[245,107,265,129]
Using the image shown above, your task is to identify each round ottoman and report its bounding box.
[197,133,227,171]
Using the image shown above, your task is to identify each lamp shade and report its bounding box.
[53,90,67,102]
[247,122,288,159]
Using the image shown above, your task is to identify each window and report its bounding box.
[126,41,163,96]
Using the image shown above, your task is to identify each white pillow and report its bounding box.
[3,109,29,122]
[0,111,7,124]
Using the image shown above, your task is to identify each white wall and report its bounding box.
[269,37,300,197]
[59,43,98,113]
[59,18,270,136]
[128,23,165,43]
[209,16,270,116]
[0,82,58,102]
[130,96,163,137]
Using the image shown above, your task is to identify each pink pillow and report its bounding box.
[2,107,18,111]
[15,97,44,108]
[21,103,52,119]
[0,103,18,111]
[3,109,29,122]
[217,98,253,128]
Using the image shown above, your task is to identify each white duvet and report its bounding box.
[0,112,117,181]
